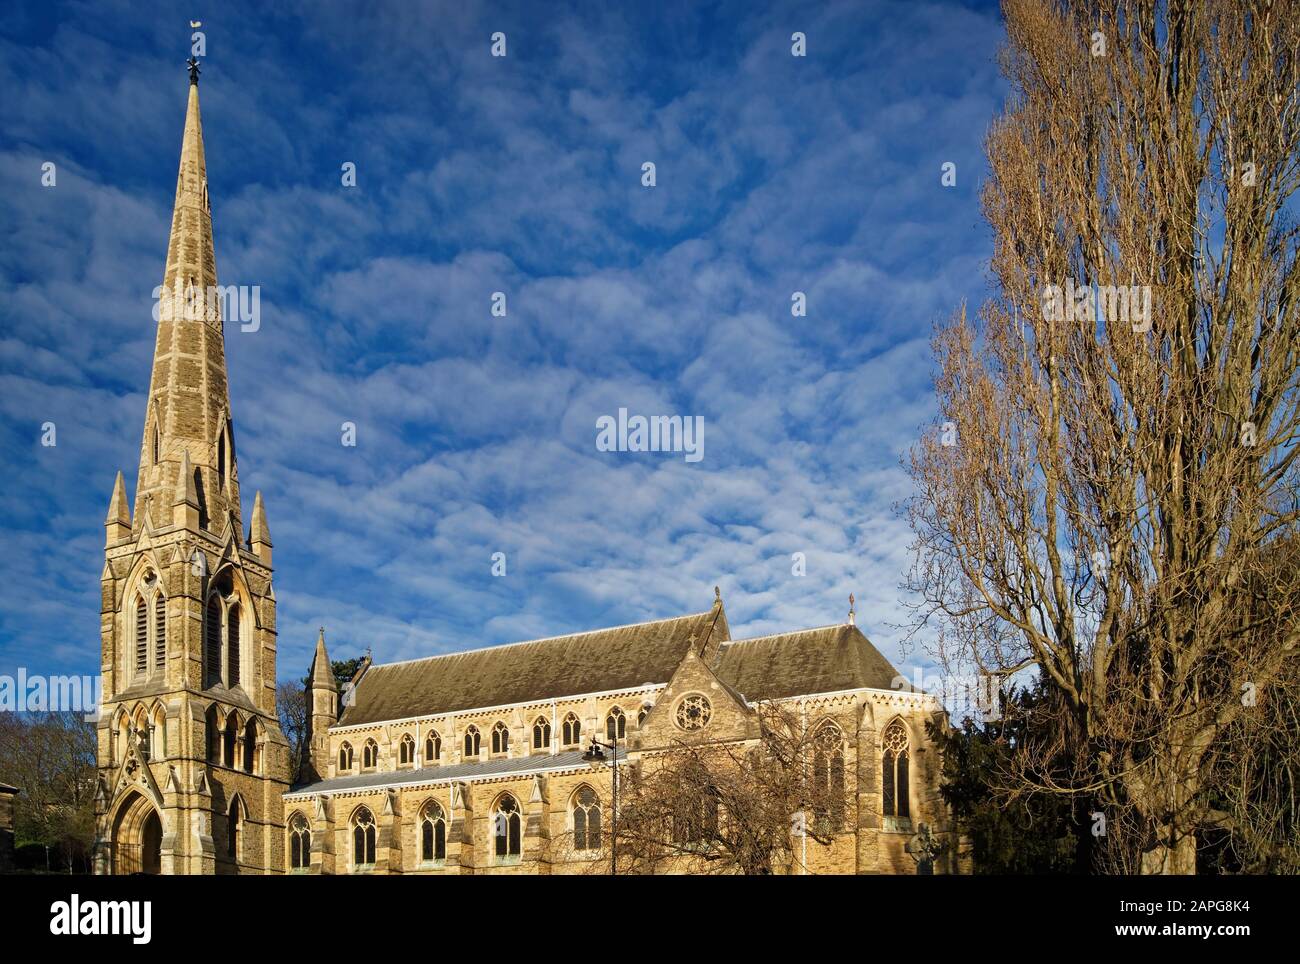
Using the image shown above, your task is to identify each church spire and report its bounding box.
[134,64,239,534]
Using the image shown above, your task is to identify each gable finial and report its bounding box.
[848,593,856,626]
[187,56,201,85]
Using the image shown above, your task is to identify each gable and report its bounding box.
[639,646,756,750]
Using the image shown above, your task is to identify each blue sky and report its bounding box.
[0,0,1005,692]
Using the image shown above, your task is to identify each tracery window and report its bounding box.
[561,713,581,747]
[532,716,551,751]
[420,801,447,863]
[362,738,378,769]
[882,719,910,821]
[463,724,481,758]
[638,704,652,726]
[812,721,846,830]
[605,706,626,741]
[399,733,415,765]
[673,783,719,844]
[425,730,441,763]
[289,812,311,870]
[675,694,712,731]
[493,794,521,861]
[491,720,510,755]
[572,786,602,851]
[352,807,376,869]
[338,741,353,771]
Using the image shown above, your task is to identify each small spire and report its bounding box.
[251,490,271,544]
[848,593,856,626]
[310,628,337,692]
[106,470,131,525]
[187,56,201,86]
[713,585,722,609]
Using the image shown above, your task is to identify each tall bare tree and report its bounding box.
[905,0,1300,873]
[276,681,309,784]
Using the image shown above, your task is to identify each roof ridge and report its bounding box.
[721,623,852,647]
[364,610,715,670]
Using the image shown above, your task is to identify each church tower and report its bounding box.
[94,60,290,875]
[303,629,340,785]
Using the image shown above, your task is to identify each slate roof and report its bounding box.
[336,610,726,726]
[286,749,614,797]
[714,624,906,701]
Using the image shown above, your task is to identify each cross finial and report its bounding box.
[187,56,201,85]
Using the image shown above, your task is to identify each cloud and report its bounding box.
[0,0,1006,699]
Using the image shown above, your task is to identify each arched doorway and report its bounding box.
[111,791,163,875]
[140,811,162,875]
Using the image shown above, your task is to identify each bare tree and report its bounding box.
[905,0,1300,873]
[276,681,308,784]
[0,712,97,871]
[601,704,845,875]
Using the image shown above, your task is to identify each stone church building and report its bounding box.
[93,68,958,875]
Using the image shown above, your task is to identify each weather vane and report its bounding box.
[187,56,201,85]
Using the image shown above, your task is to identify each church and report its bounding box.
[93,66,958,875]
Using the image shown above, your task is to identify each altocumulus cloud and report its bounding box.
[0,0,1005,693]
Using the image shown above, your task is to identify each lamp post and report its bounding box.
[582,733,619,875]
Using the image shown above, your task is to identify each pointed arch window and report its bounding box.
[204,597,222,685]
[463,725,480,758]
[289,812,311,871]
[133,707,151,761]
[493,794,521,862]
[351,807,376,870]
[227,798,242,861]
[491,721,510,755]
[151,704,167,760]
[226,603,241,689]
[812,721,846,831]
[638,703,652,726]
[673,781,719,845]
[223,714,238,769]
[134,595,148,675]
[562,713,581,747]
[425,731,441,764]
[532,716,551,751]
[153,593,166,671]
[605,706,626,741]
[420,801,447,864]
[338,741,354,772]
[882,719,910,823]
[362,738,378,770]
[206,705,221,763]
[399,733,415,766]
[572,786,602,851]
[243,718,258,774]
[217,429,227,489]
